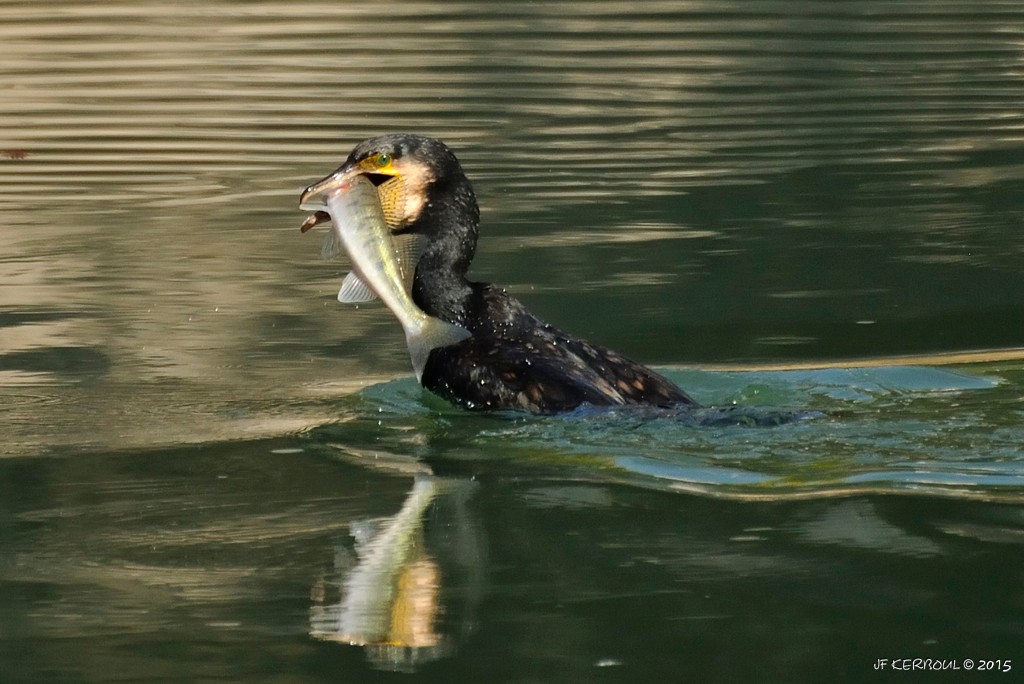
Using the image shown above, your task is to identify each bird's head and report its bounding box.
[299,134,481,320]
[300,134,477,240]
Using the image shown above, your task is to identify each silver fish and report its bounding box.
[300,174,470,380]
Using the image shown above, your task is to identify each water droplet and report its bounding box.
[594,658,622,668]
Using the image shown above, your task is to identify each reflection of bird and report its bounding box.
[301,134,698,414]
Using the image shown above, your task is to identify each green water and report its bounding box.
[2,1,1023,682]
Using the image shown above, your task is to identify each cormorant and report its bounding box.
[300,134,699,414]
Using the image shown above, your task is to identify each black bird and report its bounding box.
[300,134,698,414]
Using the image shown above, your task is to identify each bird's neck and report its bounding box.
[409,174,481,327]
[412,264,475,327]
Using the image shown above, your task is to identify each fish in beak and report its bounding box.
[298,171,470,380]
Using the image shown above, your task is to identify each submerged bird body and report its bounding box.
[301,134,698,414]
[420,283,695,413]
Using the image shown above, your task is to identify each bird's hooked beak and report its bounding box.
[299,163,361,211]
[299,159,402,233]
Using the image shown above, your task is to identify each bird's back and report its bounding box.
[421,284,698,413]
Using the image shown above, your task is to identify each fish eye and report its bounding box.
[375,153,392,168]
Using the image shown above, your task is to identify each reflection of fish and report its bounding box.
[309,474,484,672]
[338,476,438,646]
[310,476,446,665]
[301,175,470,380]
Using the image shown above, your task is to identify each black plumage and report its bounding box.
[421,283,696,413]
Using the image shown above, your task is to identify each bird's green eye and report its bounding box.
[375,153,392,167]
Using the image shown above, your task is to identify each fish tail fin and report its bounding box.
[407,317,472,382]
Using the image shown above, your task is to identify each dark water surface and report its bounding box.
[2,1,1023,682]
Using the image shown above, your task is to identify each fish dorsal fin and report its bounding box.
[320,228,343,260]
[391,232,426,290]
[377,176,406,227]
[337,272,378,303]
